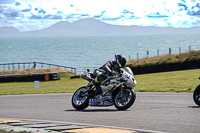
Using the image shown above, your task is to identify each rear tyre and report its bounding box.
[72,87,89,110]
[193,85,200,106]
[113,88,136,110]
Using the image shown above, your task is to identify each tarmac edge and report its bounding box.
[0,117,168,133]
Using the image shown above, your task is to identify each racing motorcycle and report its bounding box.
[71,67,137,110]
[193,77,200,106]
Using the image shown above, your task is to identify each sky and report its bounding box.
[0,0,200,31]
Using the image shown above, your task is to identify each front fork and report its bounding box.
[119,84,125,98]
[119,83,131,101]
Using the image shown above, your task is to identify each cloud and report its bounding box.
[188,3,200,15]
[0,0,200,31]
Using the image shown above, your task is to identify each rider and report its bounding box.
[90,55,127,95]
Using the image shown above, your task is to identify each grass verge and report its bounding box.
[126,50,200,67]
[134,69,200,92]
[0,131,8,133]
[0,69,199,95]
[0,72,87,95]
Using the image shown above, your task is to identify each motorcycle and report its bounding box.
[71,67,137,110]
[193,77,200,106]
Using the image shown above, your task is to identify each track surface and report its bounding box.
[0,92,199,133]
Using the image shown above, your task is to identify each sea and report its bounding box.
[0,34,200,73]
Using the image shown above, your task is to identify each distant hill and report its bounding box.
[0,26,21,37]
[1,18,200,37]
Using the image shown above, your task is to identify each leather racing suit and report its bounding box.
[93,60,121,95]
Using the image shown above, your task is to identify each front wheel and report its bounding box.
[193,85,200,106]
[72,87,89,110]
[113,88,136,110]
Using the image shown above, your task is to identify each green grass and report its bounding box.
[0,131,7,133]
[134,69,200,92]
[0,69,200,95]
[0,73,87,95]
[126,50,200,67]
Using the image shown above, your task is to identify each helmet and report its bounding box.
[114,55,127,68]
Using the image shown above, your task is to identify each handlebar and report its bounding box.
[81,72,94,81]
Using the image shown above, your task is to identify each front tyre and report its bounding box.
[193,85,200,106]
[72,87,89,110]
[113,88,136,110]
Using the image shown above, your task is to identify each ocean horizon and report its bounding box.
[1,34,200,73]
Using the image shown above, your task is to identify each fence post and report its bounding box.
[157,49,159,56]
[32,62,36,69]
[147,51,149,58]
[169,48,171,55]
[189,46,191,52]
[18,63,20,70]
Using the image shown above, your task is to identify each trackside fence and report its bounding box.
[0,62,76,74]
[76,67,97,74]
[128,46,198,60]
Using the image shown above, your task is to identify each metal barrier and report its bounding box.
[76,67,97,74]
[0,62,76,74]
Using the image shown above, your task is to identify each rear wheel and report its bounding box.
[72,87,89,110]
[113,88,136,110]
[193,85,200,106]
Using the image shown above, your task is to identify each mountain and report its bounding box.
[1,18,200,37]
[0,26,21,37]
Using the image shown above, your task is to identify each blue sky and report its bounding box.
[0,0,200,31]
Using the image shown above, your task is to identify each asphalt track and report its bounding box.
[0,92,199,133]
